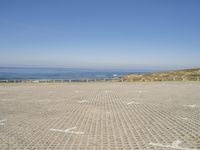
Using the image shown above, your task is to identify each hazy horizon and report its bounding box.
[0,65,198,72]
[1,0,200,70]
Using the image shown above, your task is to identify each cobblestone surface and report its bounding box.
[0,82,200,150]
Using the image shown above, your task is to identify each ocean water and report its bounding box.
[0,67,145,81]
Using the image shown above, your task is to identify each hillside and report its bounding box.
[122,68,200,82]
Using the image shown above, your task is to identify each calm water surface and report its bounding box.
[0,67,147,80]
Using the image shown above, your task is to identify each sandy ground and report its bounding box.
[0,82,200,150]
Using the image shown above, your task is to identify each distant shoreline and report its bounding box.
[0,67,148,81]
[0,78,119,83]
[1,67,200,83]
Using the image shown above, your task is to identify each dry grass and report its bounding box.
[123,68,200,82]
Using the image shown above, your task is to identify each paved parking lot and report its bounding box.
[0,82,200,149]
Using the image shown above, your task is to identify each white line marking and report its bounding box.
[0,119,6,125]
[0,119,6,122]
[50,129,65,132]
[78,100,88,103]
[172,140,182,147]
[184,105,198,108]
[38,100,49,102]
[149,140,197,150]
[127,101,140,105]
[1,99,13,101]
[68,131,84,134]
[181,117,188,121]
[50,127,84,135]
[136,90,146,93]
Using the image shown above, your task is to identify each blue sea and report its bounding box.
[0,67,147,81]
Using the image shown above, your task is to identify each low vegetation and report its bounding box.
[122,68,200,82]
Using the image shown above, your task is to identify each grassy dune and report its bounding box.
[122,68,200,82]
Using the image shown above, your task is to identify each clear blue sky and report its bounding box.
[0,0,200,70]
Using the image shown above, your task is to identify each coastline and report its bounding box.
[1,68,200,83]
